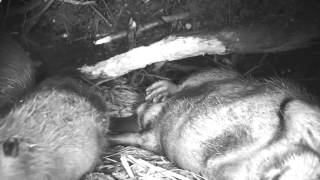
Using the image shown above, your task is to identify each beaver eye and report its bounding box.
[3,137,19,157]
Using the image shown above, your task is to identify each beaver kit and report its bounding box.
[110,68,320,180]
[0,77,109,180]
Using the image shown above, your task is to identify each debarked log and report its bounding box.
[79,24,319,79]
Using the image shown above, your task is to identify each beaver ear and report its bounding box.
[3,137,19,157]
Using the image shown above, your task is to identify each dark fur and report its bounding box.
[0,35,35,116]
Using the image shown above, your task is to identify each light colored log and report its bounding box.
[80,34,227,78]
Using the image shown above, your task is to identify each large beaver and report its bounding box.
[0,76,109,180]
[0,35,36,115]
[109,68,320,180]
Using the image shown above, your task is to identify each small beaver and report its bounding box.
[0,76,109,180]
[110,68,320,180]
[0,35,36,115]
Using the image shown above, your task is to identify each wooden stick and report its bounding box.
[80,24,319,79]
[27,0,55,21]
[80,33,227,78]
[89,4,112,27]
[58,0,96,5]
[94,12,191,45]
[22,0,55,36]
[120,155,135,178]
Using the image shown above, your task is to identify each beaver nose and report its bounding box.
[3,137,19,157]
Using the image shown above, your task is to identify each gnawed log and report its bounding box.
[80,34,227,79]
[80,24,319,79]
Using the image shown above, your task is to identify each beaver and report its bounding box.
[109,68,320,180]
[0,35,36,116]
[0,76,109,180]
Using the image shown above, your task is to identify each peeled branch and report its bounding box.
[80,34,227,79]
[80,24,319,79]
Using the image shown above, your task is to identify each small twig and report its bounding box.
[120,155,135,178]
[22,0,55,36]
[27,0,55,21]
[128,17,137,49]
[58,0,96,5]
[89,4,112,27]
[105,146,134,158]
[243,53,268,76]
[103,156,118,163]
[171,169,207,180]
[95,12,190,45]
[127,155,191,180]
[101,0,114,22]
[139,69,170,80]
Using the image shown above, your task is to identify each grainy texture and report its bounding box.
[0,35,35,116]
[110,68,320,180]
[0,76,109,180]
[80,24,319,79]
